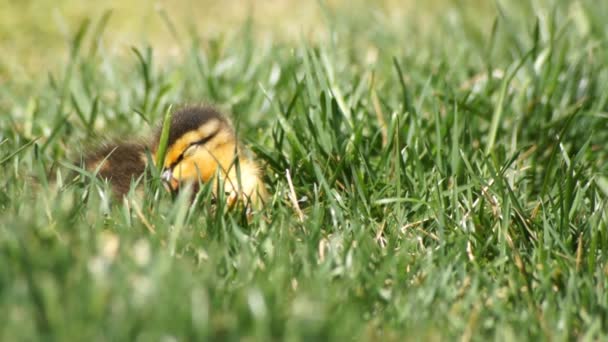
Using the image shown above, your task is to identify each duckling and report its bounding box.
[82,141,148,198]
[154,106,266,207]
[82,106,266,207]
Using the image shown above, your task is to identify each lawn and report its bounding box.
[1,0,608,340]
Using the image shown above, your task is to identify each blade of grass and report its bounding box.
[155,105,173,172]
[486,48,534,155]
[0,138,39,166]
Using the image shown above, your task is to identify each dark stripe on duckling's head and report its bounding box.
[156,106,229,149]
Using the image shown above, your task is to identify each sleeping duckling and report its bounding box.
[155,106,266,207]
[83,106,266,207]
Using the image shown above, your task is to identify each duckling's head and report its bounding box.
[155,106,238,191]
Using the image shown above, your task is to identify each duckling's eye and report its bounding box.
[167,142,202,170]
[168,130,220,170]
[183,144,198,157]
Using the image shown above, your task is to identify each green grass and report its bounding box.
[2,1,608,340]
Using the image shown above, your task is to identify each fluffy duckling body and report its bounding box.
[83,141,148,197]
[83,106,266,207]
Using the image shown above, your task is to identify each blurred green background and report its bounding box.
[1,0,494,76]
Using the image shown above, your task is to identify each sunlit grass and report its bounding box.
[1,0,608,340]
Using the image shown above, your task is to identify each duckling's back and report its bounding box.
[84,142,148,197]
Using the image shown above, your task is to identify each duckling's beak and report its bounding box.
[161,169,172,183]
[161,169,179,191]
